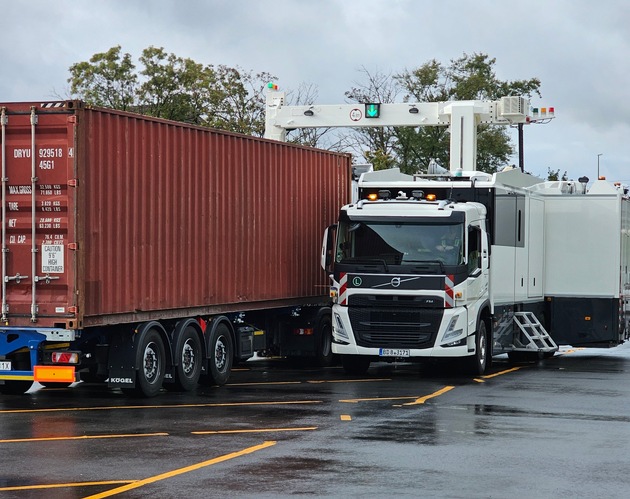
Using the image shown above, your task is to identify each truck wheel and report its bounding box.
[467,320,488,376]
[169,326,202,392]
[131,328,166,397]
[315,315,334,367]
[341,355,371,375]
[207,323,233,386]
[0,380,33,395]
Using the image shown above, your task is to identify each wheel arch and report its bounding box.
[108,320,170,373]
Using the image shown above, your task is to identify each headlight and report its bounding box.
[442,315,464,343]
[333,313,350,342]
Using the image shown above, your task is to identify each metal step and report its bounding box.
[512,312,558,353]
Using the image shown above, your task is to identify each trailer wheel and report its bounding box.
[207,323,233,386]
[169,326,202,392]
[467,320,489,376]
[341,355,371,375]
[315,315,334,367]
[129,328,166,397]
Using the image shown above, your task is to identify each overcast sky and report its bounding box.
[2,0,629,182]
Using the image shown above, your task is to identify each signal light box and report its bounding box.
[365,103,380,118]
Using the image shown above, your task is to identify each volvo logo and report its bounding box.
[391,277,401,287]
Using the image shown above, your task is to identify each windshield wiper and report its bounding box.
[409,259,445,273]
[342,257,389,272]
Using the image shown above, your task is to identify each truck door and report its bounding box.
[1,104,77,329]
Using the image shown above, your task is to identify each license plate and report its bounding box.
[0,361,11,371]
[379,348,410,358]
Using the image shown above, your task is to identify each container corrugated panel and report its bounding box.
[0,101,351,328]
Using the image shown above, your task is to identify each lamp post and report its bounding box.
[597,153,603,178]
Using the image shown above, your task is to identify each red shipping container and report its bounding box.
[0,101,351,329]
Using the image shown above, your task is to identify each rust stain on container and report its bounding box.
[0,101,351,328]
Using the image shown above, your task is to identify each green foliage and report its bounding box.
[68,46,276,136]
[346,52,542,174]
[68,46,137,110]
[394,53,541,174]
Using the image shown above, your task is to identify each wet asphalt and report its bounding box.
[1,347,630,498]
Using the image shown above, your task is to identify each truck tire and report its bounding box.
[341,355,371,375]
[127,328,166,397]
[315,315,334,367]
[168,325,202,392]
[466,320,489,376]
[207,323,233,386]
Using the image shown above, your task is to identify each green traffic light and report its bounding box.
[365,103,380,118]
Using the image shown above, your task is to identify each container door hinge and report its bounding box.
[68,243,78,250]
[68,179,78,187]
[68,115,77,124]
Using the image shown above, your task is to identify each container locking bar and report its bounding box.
[1,107,7,321]
[30,107,38,323]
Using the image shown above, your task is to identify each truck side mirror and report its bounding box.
[321,224,337,270]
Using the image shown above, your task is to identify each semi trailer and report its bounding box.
[0,100,351,396]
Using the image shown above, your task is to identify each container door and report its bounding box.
[0,104,77,329]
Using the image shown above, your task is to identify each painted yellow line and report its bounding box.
[192,427,317,435]
[403,386,455,406]
[308,378,392,384]
[480,367,522,379]
[561,347,585,355]
[0,480,134,493]
[340,395,418,403]
[0,432,168,444]
[83,441,277,499]
[0,399,322,415]
[340,415,352,421]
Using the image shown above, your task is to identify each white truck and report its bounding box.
[265,92,629,375]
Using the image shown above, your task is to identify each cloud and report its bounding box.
[1,0,628,182]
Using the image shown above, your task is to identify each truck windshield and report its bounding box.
[336,221,464,266]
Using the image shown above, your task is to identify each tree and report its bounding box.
[344,53,542,174]
[285,82,332,148]
[68,46,276,136]
[68,46,137,111]
[343,67,401,170]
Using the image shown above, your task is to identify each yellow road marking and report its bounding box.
[340,415,352,421]
[82,441,277,499]
[0,481,134,493]
[403,386,455,406]
[479,367,522,379]
[340,395,418,403]
[0,399,322,414]
[192,427,317,435]
[0,432,168,444]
